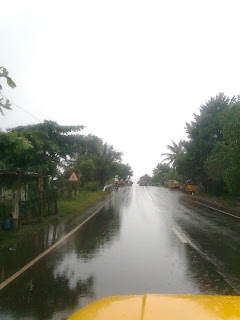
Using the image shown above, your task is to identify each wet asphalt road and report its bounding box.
[0,186,240,320]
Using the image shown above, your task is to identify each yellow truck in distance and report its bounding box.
[167,180,181,190]
[182,180,198,194]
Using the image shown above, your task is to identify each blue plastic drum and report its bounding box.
[3,219,12,230]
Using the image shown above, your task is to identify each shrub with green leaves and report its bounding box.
[83,182,100,192]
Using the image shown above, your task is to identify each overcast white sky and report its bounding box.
[1,0,240,181]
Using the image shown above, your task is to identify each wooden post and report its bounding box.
[43,176,49,216]
[39,170,43,220]
[52,180,58,215]
[17,173,21,229]
[34,178,39,217]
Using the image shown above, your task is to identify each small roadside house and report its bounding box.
[0,170,42,228]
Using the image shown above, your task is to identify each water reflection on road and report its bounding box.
[0,186,236,320]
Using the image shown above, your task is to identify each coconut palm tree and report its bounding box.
[101,143,123,162]
[161,140,185,167]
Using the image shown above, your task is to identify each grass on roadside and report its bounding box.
[0,190,107,250]
[191,192,240,212]
[57,190,106,219]
[220,195,240,209]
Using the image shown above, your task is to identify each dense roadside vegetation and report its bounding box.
[0,121,133,187]
[151,93,240,198]
[0,121,133,218]
[0,68,133,240]
[0,119,132,246]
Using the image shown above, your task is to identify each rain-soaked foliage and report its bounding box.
[153,93,240,196]
[0,121,133,187]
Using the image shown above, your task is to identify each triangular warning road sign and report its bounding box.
[68,171,80,182]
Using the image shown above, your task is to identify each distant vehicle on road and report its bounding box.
[182,180,198,193]
[138,174,150,186]
[139,180,148,186]
[167,180,181,190]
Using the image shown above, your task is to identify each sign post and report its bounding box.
[68,171,80,197]
[68,171,80,182]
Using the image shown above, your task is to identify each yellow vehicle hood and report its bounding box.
[68,294,240,320]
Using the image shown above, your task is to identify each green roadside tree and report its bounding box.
[115,162,133,181]
[2,120,133,191]
[0,67,16,115]
[0,67,34,161]
[74,157,96,187]
[204,97,240,194]
[174,149,196,182]
[93,143,123,187]
[0,131,33,169]
[151,163,182,185]
[161,140,185,167]
[1,121,85,175]
[64,138,133,188]
[182,93,229,190]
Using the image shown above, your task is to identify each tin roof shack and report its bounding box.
[0,170,43,229]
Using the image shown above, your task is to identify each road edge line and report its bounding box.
[194,200,240,220]
[0,197,113,291]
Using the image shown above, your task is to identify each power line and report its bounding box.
[0,93,42,122]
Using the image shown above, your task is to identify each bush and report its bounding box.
[83,182,100,192]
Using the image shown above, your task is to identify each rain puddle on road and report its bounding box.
[0,187,237,320]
